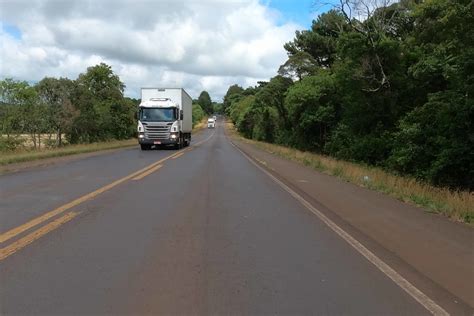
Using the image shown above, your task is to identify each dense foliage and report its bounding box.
[225,0,473,190]
[0,63,138,150]
[192,103,206,126]
[193,90,222,125]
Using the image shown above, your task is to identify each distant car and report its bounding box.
[207,118,215,128]
[213,115,217,121]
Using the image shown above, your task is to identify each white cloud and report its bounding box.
[0,0,300,100]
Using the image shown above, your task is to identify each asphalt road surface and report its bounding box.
[0,122,470,315]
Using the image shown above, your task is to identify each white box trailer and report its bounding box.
[137,88,192,150]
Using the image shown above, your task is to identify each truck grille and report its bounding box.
[143,123,171,139]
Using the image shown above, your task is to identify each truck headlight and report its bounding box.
[170,134,177,139]
[138,132,145,138]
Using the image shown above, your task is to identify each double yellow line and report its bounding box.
[0,212,79,260]
[0,131,215,261]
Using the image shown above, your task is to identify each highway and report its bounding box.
[0,122,472,315]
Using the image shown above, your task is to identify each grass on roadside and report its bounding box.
[192,117,208,132]
[0,138,138,166]
[226,122,473,224]
[1,120,211,167]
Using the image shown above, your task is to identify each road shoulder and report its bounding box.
[228,133,474,313]
[0,146,136,175]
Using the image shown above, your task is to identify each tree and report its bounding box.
[284,10,348,68]
[192,103,206,126]
[223,84,244,112]
[76,63,124,101]
[0,79,25,139]
[69,63,126,143]
[285,71,338,150]
[388,91,473,189]
[254,75,293,128]
[0,79,43,148]
[212,102,223,114]
[230,95,257,138]
[36,77,78,146]
[278,52,318,80]
[197,91,213,114]
[223,0,473,190]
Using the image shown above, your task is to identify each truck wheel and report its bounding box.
[140,144,150,150]
[175,137,182,150]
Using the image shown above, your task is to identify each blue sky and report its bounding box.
[266,0,336,28]
[267,0,316,28]
[1,22,22,40]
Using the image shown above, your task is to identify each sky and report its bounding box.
[0,0,328,101]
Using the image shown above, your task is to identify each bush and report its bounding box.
[0,137,23,152]
[192,103,206,126]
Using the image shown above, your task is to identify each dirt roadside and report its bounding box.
[228,132,474,313]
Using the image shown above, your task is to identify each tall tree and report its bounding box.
[223,84,244,113]
[254,76,293,127]
[70,63,127,143]
[284,10,348,68]
[197,91,213,114]
[36,77,77,146]
[278,51,318,80]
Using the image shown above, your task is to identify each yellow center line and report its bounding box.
[0,212,79,261]
[132,164,162,180]
[0,153,178,244]
[0,131,216,244]
[172,152,184,159]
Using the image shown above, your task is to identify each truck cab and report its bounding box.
[207,118,216,128]
[137,88,192,150]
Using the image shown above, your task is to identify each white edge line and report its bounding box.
[228,140,449,316]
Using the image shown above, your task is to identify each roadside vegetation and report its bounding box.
[192,117,209,132]
[0,64,139,149]
[227,123,473,223]
[224,0,473,193]
[1,63,221,162]
[0,139,137,166]
[1,117,210,167]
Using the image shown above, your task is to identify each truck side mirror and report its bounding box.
[180,110,183,120]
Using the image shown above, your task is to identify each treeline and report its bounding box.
[0,62,222,152]
[225,0,473,190]
[0,63,138,150]
[192,90,222,125]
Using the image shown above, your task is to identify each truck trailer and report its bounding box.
[137,88,192,150]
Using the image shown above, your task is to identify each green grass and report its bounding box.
[227,123,473,224]
[0,139,137,166]
[0,122,209,167]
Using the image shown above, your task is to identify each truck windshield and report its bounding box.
[140,107,176,122]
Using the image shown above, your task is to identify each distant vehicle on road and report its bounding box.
[213,115,217,121]
[137,88,192,150]
[207,118,216,128]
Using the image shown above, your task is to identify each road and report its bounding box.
[0,122,471,315]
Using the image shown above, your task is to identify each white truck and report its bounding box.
[137,88,192,150]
